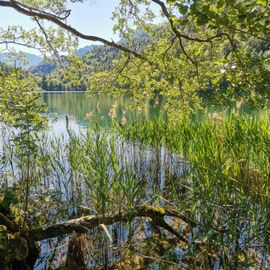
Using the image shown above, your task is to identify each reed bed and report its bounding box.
[0,113,270,269]
[118,113,270,268]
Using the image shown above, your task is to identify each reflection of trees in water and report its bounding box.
[42,93,165,127]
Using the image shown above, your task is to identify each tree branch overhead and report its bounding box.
[0,0,147,61]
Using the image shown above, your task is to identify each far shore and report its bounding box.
[42,91,86,93]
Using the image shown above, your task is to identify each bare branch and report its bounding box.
[151,0,227,44]
[178,36,196,64]
[10,0,71,20]
[0,0,149,62]
[162,35,176,64]
[0,40,43,51]
[116,55,131,80]
[34,17,64,69]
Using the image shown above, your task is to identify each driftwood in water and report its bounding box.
[64,234,88,270]
[1,205,226,269]
[30,205,197,242]
[30,205,195,269]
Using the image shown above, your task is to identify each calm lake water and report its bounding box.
[42,92,164,131]
[42,92,269,132]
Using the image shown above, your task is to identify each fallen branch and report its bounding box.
[30,205,195,241]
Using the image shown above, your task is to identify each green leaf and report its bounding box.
[196,13,209,25]
[0,189,18,211]
[256,0,267,4]
[217,0,225,8]
[0,226,7,232]
[99,224,113,242]
[178,4,188,15]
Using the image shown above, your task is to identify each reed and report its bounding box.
[1,112,270,268]
[118,113,270,268]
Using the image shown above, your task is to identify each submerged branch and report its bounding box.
[30,205,196,241]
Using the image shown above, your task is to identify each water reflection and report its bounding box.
[42,92,165,129]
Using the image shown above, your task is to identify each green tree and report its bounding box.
[90,0,270,119]
[40,74,48,91]
[0,66,47,216]
[0,0,269,118]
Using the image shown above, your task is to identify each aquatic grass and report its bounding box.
[118,113,270,267]
[64,126,147,216]
[1,112,270,268]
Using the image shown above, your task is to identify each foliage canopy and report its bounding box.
[0,0,269,118]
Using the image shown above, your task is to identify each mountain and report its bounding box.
[38,44,120,92]
[1,32,150,92]
[30,61,57,76]
[75,45,97,56]
[38,31,152,92]
[0,53,42,69]
[30,46,97,76]
[0,32,148,76]
[0,45,96,72]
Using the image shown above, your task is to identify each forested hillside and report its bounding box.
[38,45,120,91]
[36,31,151,92]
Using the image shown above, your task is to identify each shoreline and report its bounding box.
[42,91,86,93]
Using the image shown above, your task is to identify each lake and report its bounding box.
[42,92,165,131]
[42,92,270,132]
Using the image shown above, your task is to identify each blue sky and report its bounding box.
[0,0,119,54]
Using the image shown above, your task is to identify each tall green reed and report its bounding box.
[118,113,270,268]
